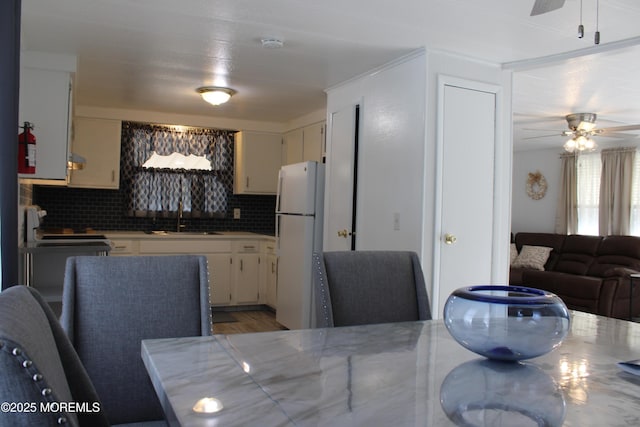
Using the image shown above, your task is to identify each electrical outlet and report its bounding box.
[233,208,241,219]
[393,212,400,231]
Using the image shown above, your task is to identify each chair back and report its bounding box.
[61,255,211,425]
[313,251,431,327]
[0,285,109,427]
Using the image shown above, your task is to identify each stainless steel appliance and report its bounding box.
[21,206,111,316]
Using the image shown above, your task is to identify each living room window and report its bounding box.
[576,152,600,235]
[575,148,639,236]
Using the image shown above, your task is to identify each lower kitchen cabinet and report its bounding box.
[234,253,260,304]
[104,233,274,308]
[263,241,278,309]
[207,254,233,305]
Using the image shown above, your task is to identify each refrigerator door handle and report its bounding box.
[275,214,281,255]
[275,169,284,213]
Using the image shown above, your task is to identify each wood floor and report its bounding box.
[212,310,288,334]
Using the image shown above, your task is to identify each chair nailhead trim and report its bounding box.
[22,360,33,368]
[12,347,21,356]
[33,373,43,382]
[41,388,52,396]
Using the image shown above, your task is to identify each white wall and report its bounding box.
[325,51,427,254]
[511,148,562,233]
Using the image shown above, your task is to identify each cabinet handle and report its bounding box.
[271,262,275,273]
[243,245,256,250]
[240,259,243,271]
[111,170,115,182]
[246,176,250,188]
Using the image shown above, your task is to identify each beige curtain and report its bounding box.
[599,147,636,236]
[555,153,578,234]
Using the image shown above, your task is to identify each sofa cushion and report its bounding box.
[522,270,604,313]
[512,245,552,270]
[553,235,602,275]
[514,233,566,270]
[510,243,518,264]
[588,236,640,277]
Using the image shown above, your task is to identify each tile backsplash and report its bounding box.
[33,186,276,235]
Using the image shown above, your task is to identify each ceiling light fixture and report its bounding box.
[261,38,283,49]
[196,86,236,106]
[563,135,596,153]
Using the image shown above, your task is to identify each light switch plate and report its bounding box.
[233,208,241,219]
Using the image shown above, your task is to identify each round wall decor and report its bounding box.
[526,171,547,200]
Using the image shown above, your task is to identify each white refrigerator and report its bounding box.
[275,161,325,330]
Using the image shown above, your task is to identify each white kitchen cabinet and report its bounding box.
[208,254,233,305]
[234,131,282,194]
[19,66,73,181]
[284,128,303,165]
[233,241,261,304]
[263,241,278,309]
[302,121,325,162]
[68,117,122,189]
[283,122,325,165]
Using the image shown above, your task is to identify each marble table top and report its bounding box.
[142,311,640,426]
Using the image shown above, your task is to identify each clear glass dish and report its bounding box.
[443,285,571,361]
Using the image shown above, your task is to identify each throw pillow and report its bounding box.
[511,245,552,270]
[510,243,518,264]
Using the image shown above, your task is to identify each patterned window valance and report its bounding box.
[121,122,234,218]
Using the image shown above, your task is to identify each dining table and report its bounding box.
[141,311,640,426]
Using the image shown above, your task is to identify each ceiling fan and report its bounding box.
[524,113,640,152]
[530,0,566,16]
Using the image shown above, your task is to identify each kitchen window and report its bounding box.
[121,122,234,218]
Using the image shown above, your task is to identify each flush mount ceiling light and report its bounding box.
[261,38,283,49]
[196,86,236,106]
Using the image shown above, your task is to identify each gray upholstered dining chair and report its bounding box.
[61,255,211,426]
[0,285,111,427]
[313,251,432,327]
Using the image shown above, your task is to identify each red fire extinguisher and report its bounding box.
[18,121,36,174]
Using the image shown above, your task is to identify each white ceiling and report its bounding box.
[20,0,640,150]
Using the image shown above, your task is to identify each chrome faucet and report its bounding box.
[177,200,185,232]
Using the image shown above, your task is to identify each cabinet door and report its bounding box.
[266,253,278,309]
[234,253,260,304]
[302,122,325,162]
[234,131,282,194]
[19,67,71,180]
[284,128,303,165]
[208,254,233,306]
[68,118,122,189]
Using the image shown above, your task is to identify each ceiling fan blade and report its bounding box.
[522,128,565,132]
[530,0,566,16]
[598,132,640,139]
[522,133,563,140]
[596,124,640,134]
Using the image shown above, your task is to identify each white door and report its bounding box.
[434,82,497,317]
[323,104,359,251]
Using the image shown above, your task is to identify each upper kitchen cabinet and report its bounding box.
[234,131,282,195]
[283,121,325,165]
[68,117,122,189]
[19,52,76,182]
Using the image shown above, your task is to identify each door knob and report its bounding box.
[337,229,349,238]
[444,233,457,245]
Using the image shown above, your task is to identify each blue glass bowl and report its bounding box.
[443,285,571,361]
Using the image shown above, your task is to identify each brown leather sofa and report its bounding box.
[510,232,640,319]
